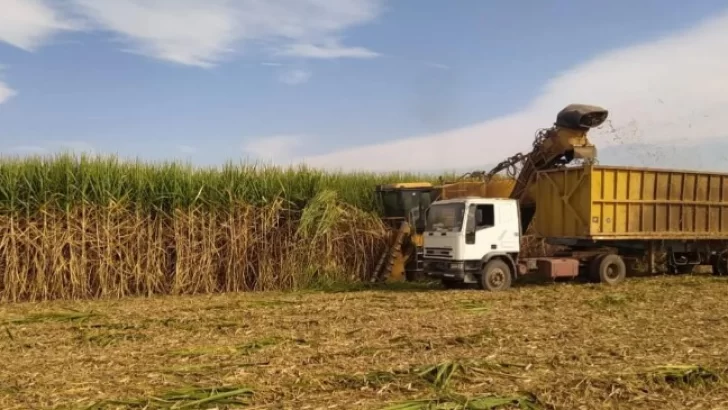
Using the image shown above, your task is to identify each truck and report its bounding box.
[422,161,728,290]
[371,178,516,283]
[370,103,603,283]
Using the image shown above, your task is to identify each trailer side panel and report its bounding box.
[533,165,728,240]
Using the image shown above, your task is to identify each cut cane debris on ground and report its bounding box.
[2,275,728,409]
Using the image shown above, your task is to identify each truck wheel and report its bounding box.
[712,252,728,276]
[674,265,695,275]
[587,255,605,282]
[480,259,512,291]
[596,254,626,285]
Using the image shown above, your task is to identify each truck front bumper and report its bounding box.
[423,260,481,283]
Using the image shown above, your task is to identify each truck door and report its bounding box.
[498,202,520,251]
[463,203,498,259]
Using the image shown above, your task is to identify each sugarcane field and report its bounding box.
[3,3,728,409]
[3,141,728,410]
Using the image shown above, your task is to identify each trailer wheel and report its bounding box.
[596,254,626,285]
[480,259,512,291]
[712,252,728,276]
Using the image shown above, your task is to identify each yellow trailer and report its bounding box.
[529,165,728,278]
[533,165,728,239]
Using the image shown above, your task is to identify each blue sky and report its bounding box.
[1,0,727,172]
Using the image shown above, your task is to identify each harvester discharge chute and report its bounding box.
[483,103,608,232]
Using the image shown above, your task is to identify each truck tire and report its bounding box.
[479,259,512,291]
[587,255,605,283]
[595,254,626,285]
[712,252,728,276]
[673,265,695,275]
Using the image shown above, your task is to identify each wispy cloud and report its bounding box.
[278,69,312,85]
[55,141,96,155]
[278,40,379,59]
[0,0,77,106]
[6,145,49,155]
[0,0,383,99]
[0,80,17,104]
[424,62,450,70]
[176,144,197,154]
[1,140,96,156]
[290,8,728,171]
[66,0,383,68]
[0,0,79,51]
[242,135,304,163]
[69,0,236,68]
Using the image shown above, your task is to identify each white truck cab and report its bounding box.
[422,197,522,291]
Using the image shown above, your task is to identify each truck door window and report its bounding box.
[475,204,495,229]
[466,204,477,233]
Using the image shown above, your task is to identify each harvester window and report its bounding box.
[402,192,418,217]
[380,191,403,218]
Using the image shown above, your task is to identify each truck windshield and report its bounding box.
[426,203,465,232]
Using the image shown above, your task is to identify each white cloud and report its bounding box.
[176,144,197,154]
[0,80,17,104]
[55,141,96,155]
[0,140,96,157]
[278,69,312,85]
[0,0,78,51]
[242,135,304,163]
[290,8,728,172]
[6,145,49,155]
[0,0,77,106]
[69,0,237,68]
[279,40,379,59]
[424,62,450,70]
[67,0,383,67]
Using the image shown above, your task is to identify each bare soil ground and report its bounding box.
[2,275,728,410]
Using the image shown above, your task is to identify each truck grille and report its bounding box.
[424,247,452,259]
[426,260,451,271]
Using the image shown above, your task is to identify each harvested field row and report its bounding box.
[1,275,728,409]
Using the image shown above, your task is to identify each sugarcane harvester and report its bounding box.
[370,104,608,283]
[371,183,436,282]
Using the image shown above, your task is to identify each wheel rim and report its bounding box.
[488,268,505,288]
[604,263,620,280]
[718,253,728,275]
